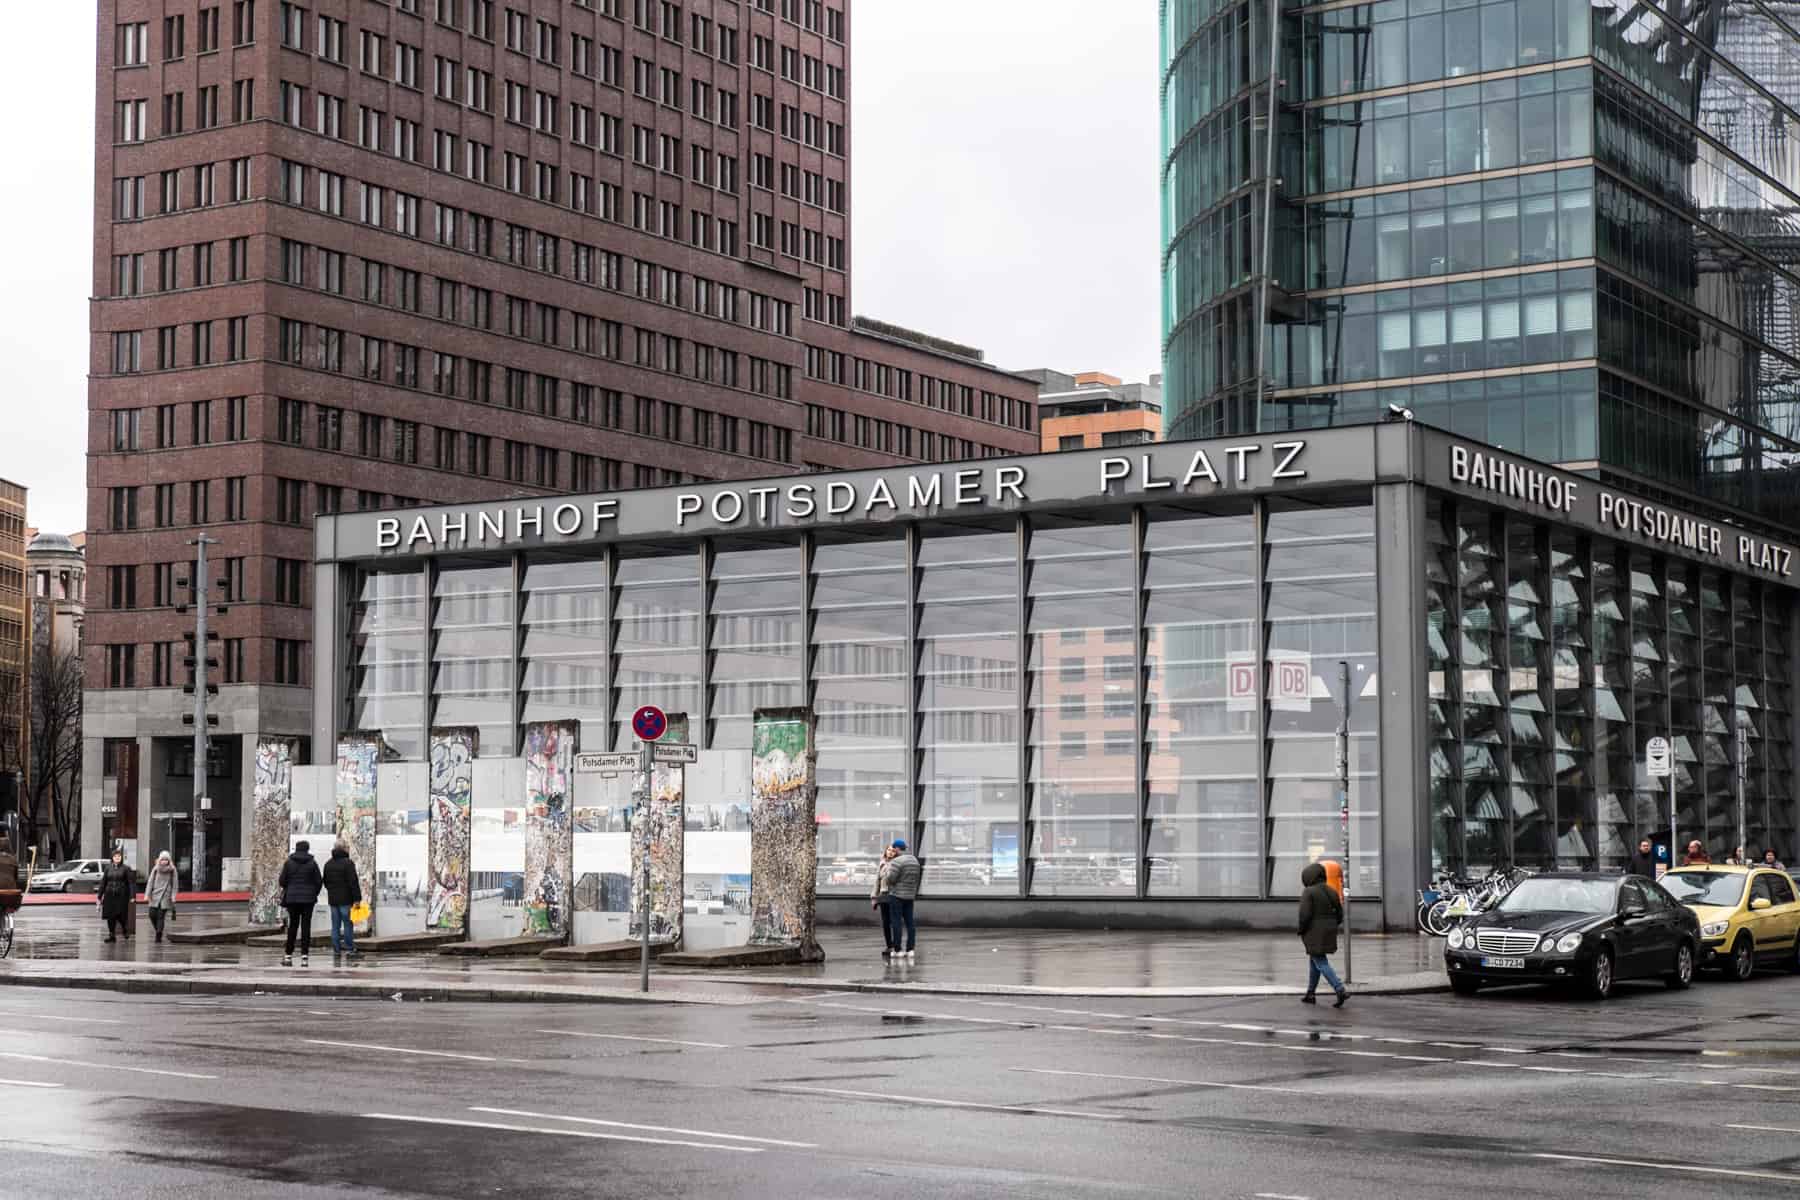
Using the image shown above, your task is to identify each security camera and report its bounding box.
[1384,404,1414,422]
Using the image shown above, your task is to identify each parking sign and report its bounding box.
[1646,736,1672,778]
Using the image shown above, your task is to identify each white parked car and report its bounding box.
[28,859,107,894]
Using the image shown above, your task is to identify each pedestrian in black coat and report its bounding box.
[1626,839,1658,879]
[321,843,363,956]
[97,849,135,943]
[1297,862,1348,1007]
[277,842,323,967]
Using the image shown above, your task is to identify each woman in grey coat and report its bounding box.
[146,850,179,943]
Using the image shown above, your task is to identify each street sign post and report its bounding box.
[636,734,654,993]
[575,752,639,775]
[1647,736,1673,865]
[651,742,698,765]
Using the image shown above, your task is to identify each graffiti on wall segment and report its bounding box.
[748,708,819,953]
[523,721,578,939]
[335,733,383,934]
[427,728,477,934]
[249,738,297,925]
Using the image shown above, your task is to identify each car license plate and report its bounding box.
[1481,956,1525,969]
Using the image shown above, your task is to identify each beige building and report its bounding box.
[0,481,25,823]
[1022,370,1164,452]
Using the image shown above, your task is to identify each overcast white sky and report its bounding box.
[0,0,1160,538]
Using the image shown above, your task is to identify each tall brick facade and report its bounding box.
[87,0,1037,875]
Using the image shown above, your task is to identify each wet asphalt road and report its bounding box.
[9,968,1800,1197]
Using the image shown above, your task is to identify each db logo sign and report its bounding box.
[1278,661,1310,699]
[1228,661,1258,700]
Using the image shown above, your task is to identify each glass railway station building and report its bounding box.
[309,422,1800,929]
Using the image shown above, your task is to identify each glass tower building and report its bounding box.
[1161,0,1800,535]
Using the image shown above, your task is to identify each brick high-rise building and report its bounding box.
[88,0,1038,876]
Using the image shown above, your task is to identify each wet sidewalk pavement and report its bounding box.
[1,904,1450,1002]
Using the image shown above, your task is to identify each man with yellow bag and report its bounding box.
[322,840,364,959]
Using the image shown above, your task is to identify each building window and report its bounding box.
[275,639,305,685]
[107,645,136,689]
[275,558,305,605]
[109,487,139,531]
[221,638,246,684]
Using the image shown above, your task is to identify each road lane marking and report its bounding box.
[1254,1193,1313,1200]
[361,1113,761,1153]
[1533,1151,1800,1183]
[533,1029,730,1049]
[767,1084,1128,1121]
[0,1053,215,1080]
[471,1108,815,1148]
[29,1015,123,1025]
[1729,1123,1800,1135]
[306,1039,512,1063]
[1015,1067,1309,1096]
[0,1077,63,1088]
[792,999,1798,1092]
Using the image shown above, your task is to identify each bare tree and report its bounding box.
[0,665,22,850]
[29,651,82,862]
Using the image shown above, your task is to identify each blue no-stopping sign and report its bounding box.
[632,705,668,742]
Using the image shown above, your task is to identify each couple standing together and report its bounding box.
[276,840,363,966]
[870,840,922,960]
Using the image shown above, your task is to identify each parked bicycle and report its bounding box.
[1418,866,1535,936]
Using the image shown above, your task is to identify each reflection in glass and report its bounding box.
[1025,515,1135,896]
[611,548,700,750]
[811,533,909,892]
[917,523,1019,894]
[521,556,607,750]
[431,563,515,756]
[349,567,425,760]
[1144,506,1259,896]
[708,541,802,750]
[1264,503,1380,896]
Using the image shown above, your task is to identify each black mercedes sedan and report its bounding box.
[1443,872,1699,999]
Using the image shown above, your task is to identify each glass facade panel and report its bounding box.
[349,566,425,760]
[610,548,700,750]
[916,523,1020,895]
[1264,502,1380,896]
[1144,505,1259,896]
[1025,515,1136,896]
[812,533,909,892]
[430,562,515,757]
[707,541,802,750]
[520,555,607,749]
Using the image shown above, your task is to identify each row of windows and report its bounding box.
[1269,267,1596,390]
[113,4,253,66]
[1301,0,1592,102]
[269,27,846,153]
[103,637,305,689]
[105,557,305,612]
[272,394,791,471]
[802,405,1011,462]
[269,219,795,337]
[1308,71,1592,195]
[108,400,246,452]
[805,349,1035,432]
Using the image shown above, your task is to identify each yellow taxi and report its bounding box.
[1659,865,1800,980]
